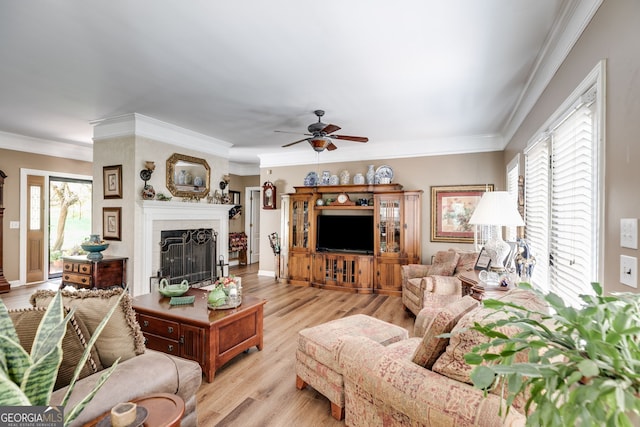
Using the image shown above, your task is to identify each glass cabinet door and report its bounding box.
[291,197,309,250]
[376,195,401,255]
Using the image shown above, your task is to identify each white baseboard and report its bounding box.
[257,269,276,278]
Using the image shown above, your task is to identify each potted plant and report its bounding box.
[465,282,640,426]
[0,290,124,425]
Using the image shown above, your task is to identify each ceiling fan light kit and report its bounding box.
[277,109,368,153]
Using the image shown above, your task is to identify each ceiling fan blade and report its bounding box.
[327,142,338,151]
[321,124,341,134]
[282,137,310,148]
[330,134,369,143]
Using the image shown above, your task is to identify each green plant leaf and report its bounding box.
[31,292,67,363]
[0,299,25,380]
[0,287,128,424]
[591,282,603,295]
[578,359,599,378]
[0,334,31,386]
[0,371,31,405]
[61,287,128,409]
[21,344,62,406]
[470,365,496,390]
[464,352,484,365]
[64,359,120,425]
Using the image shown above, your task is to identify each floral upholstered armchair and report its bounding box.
[401,249,478,317]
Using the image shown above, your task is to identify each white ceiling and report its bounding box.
[0,1,600,169]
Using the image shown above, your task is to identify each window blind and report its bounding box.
[524,84,599,304]
[524,138,550,293]
[505,156,520,242]
[549,103,596,302]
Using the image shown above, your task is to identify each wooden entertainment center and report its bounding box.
[287,183,422,296]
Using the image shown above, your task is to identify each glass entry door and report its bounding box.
[48,177,92,278]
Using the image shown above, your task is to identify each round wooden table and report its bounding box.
[83,393,185,427]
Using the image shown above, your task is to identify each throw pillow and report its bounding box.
[414,293,465,337]
[9,307,102,390]
[425,275,463,295]
[454,249,479,273]
[412,296,480,369]
[431,288,548,384]
[428,250,460,276]
[30,288,145,367]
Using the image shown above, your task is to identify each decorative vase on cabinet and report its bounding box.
[366,165,375,184]
[321,170,331,185]
[339,170,350,185]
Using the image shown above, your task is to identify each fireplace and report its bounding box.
[135,200,233,296]
[159,228,217,286]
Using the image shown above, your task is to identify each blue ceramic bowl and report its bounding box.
[81,243,109,260]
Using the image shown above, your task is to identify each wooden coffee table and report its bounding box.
[133,288,266,382]
[83,393,184,427]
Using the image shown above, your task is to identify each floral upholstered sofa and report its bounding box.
[402,248,478,316]
[338,287,548,426]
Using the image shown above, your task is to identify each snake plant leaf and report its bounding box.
[64,359,120,425]
[61,288,127,409]
[0,370,31,405]
[1,287,129,424]
[19,292,68,406]
[21,344,63,406]
[0,334,31,386]
[30,292,68,362]
[0,298,24,379]
[0,298,19,342]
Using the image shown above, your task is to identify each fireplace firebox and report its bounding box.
[159,228,217,286]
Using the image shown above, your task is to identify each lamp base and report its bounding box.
[484,226,510,271]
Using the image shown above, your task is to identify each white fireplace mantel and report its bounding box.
[134,200,233,296]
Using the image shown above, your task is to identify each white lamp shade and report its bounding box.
[468,191,524,227]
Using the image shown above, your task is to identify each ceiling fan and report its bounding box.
[276,110,368,152]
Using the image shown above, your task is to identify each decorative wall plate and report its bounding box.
[375,165,394,181]
[304,171,318,186]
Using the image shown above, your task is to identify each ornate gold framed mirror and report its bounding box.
[166,153,211,199]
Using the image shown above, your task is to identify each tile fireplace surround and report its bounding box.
[135,200,233,296]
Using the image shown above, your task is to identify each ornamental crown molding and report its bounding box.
[91,113,232,158]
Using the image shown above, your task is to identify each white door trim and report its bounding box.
[244,186,261,264]
[18,168,92,286]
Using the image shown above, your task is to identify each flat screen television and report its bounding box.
[316,215,374,254]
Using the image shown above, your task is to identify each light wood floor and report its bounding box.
[1,264,415,427]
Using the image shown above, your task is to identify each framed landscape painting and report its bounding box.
[431,184,494,243]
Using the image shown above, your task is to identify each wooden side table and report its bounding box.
[83,393,185,427]
[458,271,483,300]
[62,256,128,289]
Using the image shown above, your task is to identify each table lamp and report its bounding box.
[468,191,524,271]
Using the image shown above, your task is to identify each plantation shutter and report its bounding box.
[524,138,550,292]
[549,102,597,302]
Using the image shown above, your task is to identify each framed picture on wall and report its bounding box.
[431,184,494,243]
[103,207,121,241]
[103,165,122,199]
